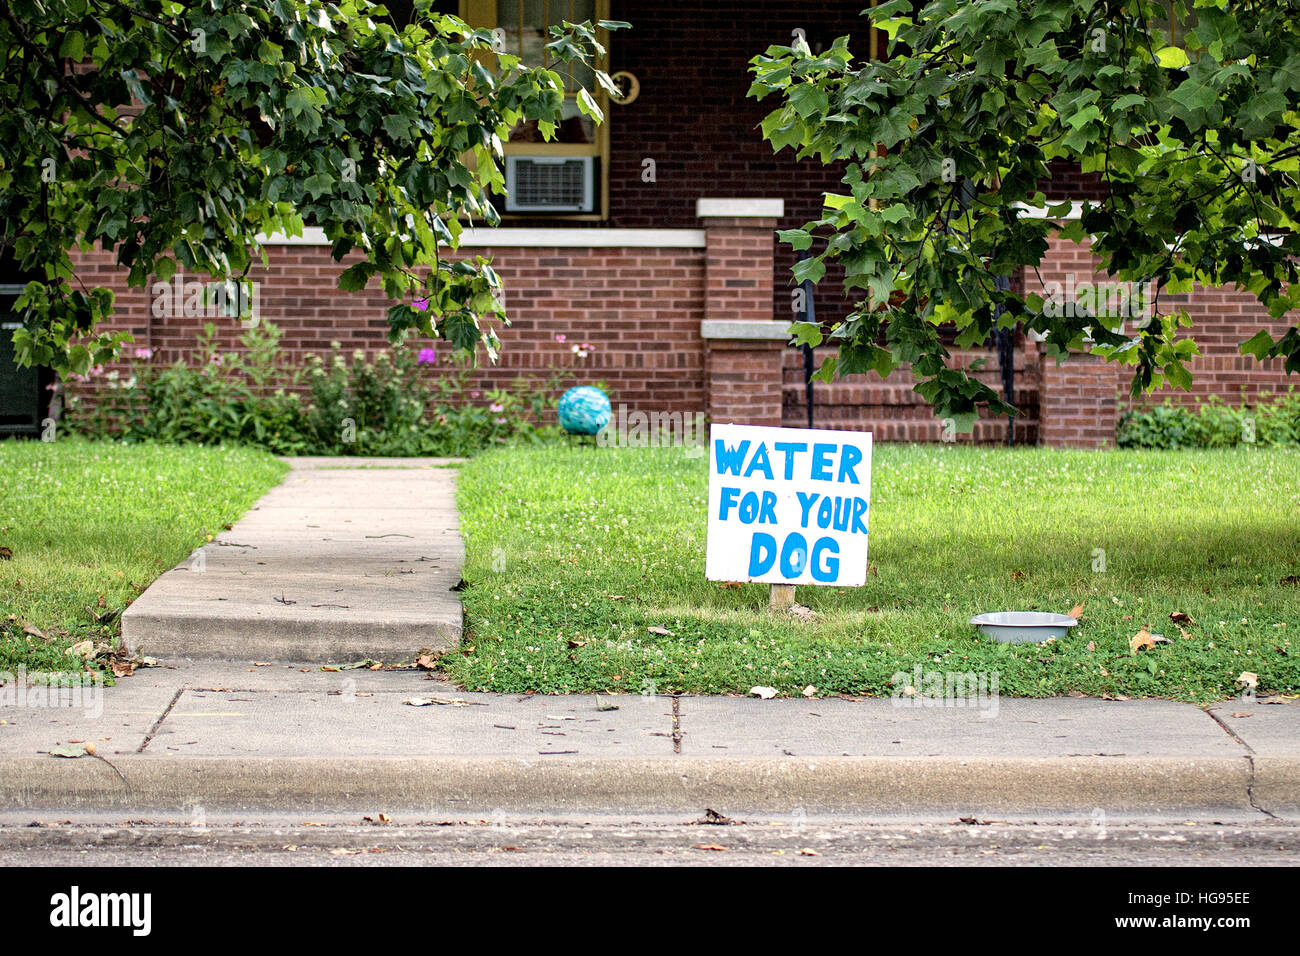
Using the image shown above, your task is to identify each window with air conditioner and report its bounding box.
[462,0,612,219]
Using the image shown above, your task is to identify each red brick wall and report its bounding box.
[1038,351,1118,449]
[1027,233,1297,437]
[707,340,785,427]
[67,243,708,417]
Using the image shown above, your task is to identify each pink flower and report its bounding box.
[554,334,566,343]
[494,417,507,424]
[413,297,429,312]
[417,348,437,364]
[470,391,481,399]
[490,403,504,413]
[134,347,154,360]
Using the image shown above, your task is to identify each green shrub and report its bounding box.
[66,321,577,456]
[1117,390,1300,449]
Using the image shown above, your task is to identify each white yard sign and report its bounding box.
[705,424,873,587]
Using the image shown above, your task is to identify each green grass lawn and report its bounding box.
[0,439,287,676]
[447,443,1300,701]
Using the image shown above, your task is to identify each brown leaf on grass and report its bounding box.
[0,546,12,560]
[1279,575,1300,586]
[647,626,673,636]
[1068,604,1085,620]
[717,582,743,590]
[1170,611,1195,625]
[21,623,50,642]
[1085,641,1096,652]
[1177,625,1194,640]
[1010,569,1026,581]
[802,685,817,698]
[1129,629,1169,653]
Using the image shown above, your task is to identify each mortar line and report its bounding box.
[1204,706,1280,820]
[137,687,185,754]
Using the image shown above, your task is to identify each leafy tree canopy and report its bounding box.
[0,0,626,375]
[750,0,1300,429]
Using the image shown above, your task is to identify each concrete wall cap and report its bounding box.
[701,320,793,340]
[696,198,785,219]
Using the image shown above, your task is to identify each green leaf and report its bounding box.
[788,83,828,119]
[1240,329,1275,359]
[1155,46,1191,69]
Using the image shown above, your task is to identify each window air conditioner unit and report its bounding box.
[504,156,596,213]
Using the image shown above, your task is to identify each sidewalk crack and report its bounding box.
[137,687,185,754]
[1205,707,1279,820]
[671,696,681,755]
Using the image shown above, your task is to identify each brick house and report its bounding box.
[3,0,1294,446]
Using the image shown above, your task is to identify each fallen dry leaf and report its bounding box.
[750,686,777,700]
[1170,611,1195,625]
[1237,671,1259,691]
[1129,629,1168,653]
[802,685,817,698]
[717,582,743,590]
[1230,712,1253,718]
[647,626,673,636]
[1068,604,1085,620]
[404,696,480,707]
[415,655,436,670]
[799,848,821,856]
[1085,641,1096,652]
[0,546,12,560]
[691,843,728,852]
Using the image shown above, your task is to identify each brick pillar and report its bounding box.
[1038,350,1119,448]
[697,198,787,426]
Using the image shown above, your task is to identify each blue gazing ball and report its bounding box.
[558,386,611,436]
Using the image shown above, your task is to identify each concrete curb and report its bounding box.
[2,755,1283,815]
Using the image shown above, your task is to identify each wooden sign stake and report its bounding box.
[769,584,796,611]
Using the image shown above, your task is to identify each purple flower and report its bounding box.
[413,297,430,312]
[555,334,566,343]
[490,403,504,413]
[494,417,507,424]
[417,348,437,365]
[134,347,154,360]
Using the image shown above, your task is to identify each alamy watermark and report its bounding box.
[595,405,706,458]
[150,274,260,326]
[0,667,103,718]
[890,665,1000,718]
[1041,274,1157,327]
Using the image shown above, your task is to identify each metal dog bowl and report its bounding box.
[970,611,1079,644]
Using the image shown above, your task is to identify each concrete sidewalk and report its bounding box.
[2,661,1296,817]
[121,458,465,663]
